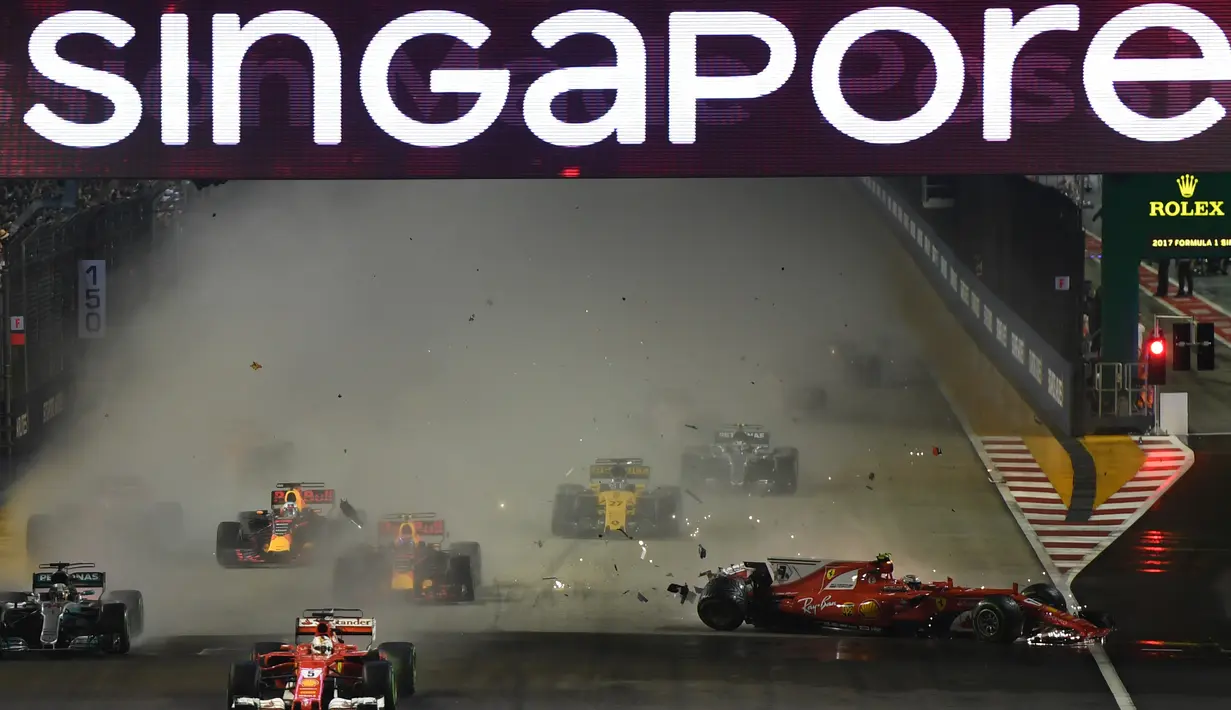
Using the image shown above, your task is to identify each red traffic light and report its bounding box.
[1148,338,1165,357]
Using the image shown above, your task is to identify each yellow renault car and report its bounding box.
[551,458,683,538]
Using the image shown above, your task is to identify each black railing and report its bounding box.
[0,183,192,490]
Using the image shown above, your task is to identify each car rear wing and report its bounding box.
[271,482,336,508]
[715,425,769,443]
[589,459,650,479]
[378,513,445,541]
[296,608,376,637]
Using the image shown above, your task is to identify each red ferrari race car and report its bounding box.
[227,609,416,710]
[695,554,1114,644]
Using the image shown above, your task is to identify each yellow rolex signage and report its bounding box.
[1107,173,1231,256]
[1148,174,1225,217]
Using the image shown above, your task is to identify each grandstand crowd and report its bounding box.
[0,179,161,244]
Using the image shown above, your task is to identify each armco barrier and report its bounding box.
[857,177,1076,436]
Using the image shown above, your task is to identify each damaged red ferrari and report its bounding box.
[696,554,1113,644]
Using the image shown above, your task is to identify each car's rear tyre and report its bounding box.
[773,449,799,495]
[446,555,476,602]
[228,660,261,703]
[450,541,482,588]
[362,660,397,708]
[215,521,243,567]
[697,576,749,631]
[972,595,1025,643]
[1021,583,1067,612]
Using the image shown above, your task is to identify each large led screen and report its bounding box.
[3,1,1231,177]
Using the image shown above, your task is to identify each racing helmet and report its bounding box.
[394,522,416,546]
[311,635,334,656]
[282,500,299,517]
[49,583,72,602]
[610,464,628,480]
[874,553,894,579]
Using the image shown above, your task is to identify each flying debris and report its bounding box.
[667,583,695,604]
[636,592,649,603]
[698,544,707,559]
[250,361,263,371]
[684,489,704,504]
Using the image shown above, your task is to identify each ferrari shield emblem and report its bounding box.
[934,597,947,612]
[825,568,836,581]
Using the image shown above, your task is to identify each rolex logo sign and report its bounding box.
[1178,174,1198,199]
[1150,174,1224,217]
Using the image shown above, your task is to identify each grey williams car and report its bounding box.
[681,424,798,495]
[0,561,143,655]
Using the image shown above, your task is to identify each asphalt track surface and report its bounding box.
[2,179,1227,709]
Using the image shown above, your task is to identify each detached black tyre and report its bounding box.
[697,576,749,631]
[972,595,1025,643]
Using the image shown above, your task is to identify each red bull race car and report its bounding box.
[333,513,480,603]
[695,554,1114,644]
[227,608,416,709]
[215,483,365,568]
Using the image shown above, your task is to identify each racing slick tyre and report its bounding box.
[362,659,398,708]
[450,542,482,587]
[971,595,1025,644]
[98,601,133,654]
[228,660,262,706]
[215,521,243,567]
[102,590,145,638]
[378,642,417,696]
[697,576,749,631]
[25,514,55,559]
[446,555,477,602]
[551,485,586,537]
[1021,583,1067,612]
[772,448,799,495]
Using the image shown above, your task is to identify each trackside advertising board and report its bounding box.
[3,1,1231,178]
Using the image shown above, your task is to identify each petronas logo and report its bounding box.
[1177,174,1198,199]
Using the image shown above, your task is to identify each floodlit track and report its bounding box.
[4,179,1220,710]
